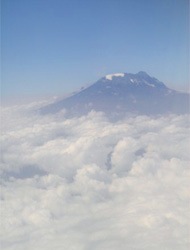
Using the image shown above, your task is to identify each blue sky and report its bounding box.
[1,0,189,100]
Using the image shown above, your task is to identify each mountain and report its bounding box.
[41,72,189,119]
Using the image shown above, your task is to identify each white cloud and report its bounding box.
[0,102,189,250]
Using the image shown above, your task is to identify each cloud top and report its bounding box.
[1,102,189,250]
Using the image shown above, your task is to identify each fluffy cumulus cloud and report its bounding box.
[0,101,190,250]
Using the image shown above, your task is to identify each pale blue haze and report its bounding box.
[1,0,189,100]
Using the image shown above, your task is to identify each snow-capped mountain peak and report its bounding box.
[105,73,125,80]
[41,71,189,118]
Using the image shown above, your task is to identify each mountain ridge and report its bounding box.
[40,72,189,119]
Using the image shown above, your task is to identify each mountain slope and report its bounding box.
[41,72,189,118]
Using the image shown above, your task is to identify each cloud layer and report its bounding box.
[1,102,190,250]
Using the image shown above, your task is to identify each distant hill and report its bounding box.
[41,72,189,119]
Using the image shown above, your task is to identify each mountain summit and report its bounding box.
[41,72,189,118]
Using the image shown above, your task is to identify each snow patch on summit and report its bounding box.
[143,80,155,87]
[106,73,125,80]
